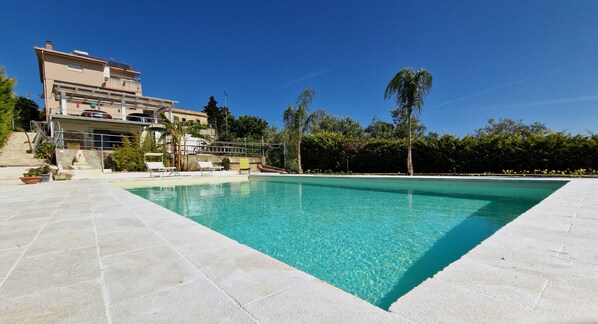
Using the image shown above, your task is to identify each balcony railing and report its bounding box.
[54,130,281,159]
[103,77,142,94]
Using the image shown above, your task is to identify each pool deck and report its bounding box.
[0,171,596,322]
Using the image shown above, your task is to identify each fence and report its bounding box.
[53,129,283,163]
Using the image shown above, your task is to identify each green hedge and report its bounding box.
[301,132,598,174]
[0,68,16,147]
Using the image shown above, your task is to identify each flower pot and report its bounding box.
[20,176,42,184]
[40,173,51,183]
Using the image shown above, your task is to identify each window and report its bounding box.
[67,64,83,72]
[182,118,187,122]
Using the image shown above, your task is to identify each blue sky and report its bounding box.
[1,0,597,135]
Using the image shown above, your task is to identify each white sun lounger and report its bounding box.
[145,161,178,177]
[196,161,224,176]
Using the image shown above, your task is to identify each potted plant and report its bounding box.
[20,167,43,184]
[40,164,52,183]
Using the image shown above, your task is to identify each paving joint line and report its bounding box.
[533,280,550,310]
[91,188,113,324]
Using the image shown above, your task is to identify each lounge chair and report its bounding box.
[196,161,224,176]
[239,158,250,174]
[145,161,178,178]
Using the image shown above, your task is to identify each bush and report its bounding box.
[0,68,17,147]
[23,165,50,177]
[299,132,598,174]
[34,142,56,164]
[220,157,231,170]
[111,135,146,171]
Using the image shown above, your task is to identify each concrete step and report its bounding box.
[0,132,45,167]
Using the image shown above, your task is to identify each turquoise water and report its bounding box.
[128,177,564,309]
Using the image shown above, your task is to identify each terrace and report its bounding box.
[0,173,596,322]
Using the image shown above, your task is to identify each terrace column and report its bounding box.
[121,100,126,120]
[60,91,67,115]
[168,106,173,121]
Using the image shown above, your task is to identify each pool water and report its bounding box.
[128,176,564,309]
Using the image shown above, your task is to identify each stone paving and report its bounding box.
[0,176,596,323]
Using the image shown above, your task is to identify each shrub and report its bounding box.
[22,164,51,177]
[34,142,56,164]
[299,132,598,174]
[0,68,16,148]
[220,157,231,170]
[111,135,146,171]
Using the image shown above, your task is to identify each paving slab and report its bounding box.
[96,227,166,257]
[110,279,256,324]
[102,245,201,305]
[25,227,97,258]
[182,243,314,306]
[0,279,107,323]
[0,248,24,281]
[389,279,544,323]
[244,278,406,323]
[0,230,38,249]
[0,246,101,299]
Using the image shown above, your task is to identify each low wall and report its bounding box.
[184,154,262,173]
[56,149,106,170]
[57,149,262,172]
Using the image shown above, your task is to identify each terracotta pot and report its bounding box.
[20,176,42,184]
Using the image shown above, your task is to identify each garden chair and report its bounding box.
[239,158,250,174]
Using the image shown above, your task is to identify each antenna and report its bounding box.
[224,91,229,133]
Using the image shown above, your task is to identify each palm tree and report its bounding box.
[153,114,207,171]
[283,88,317,174]
[384,67,432,175]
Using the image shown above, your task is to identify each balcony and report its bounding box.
[102,76,142,94]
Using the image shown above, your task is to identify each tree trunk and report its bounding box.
[407,110,413,176]
[297,134,303,174]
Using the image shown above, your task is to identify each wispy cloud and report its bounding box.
[495,95,598,109]
[281,68,333,88]
[430,56,598,109]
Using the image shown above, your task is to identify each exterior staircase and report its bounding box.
[0,132,45,167]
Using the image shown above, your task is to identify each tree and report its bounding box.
[384,67,433,175]
[14,97,41,130]
[0,67,17,147]
[283,88,318,174]
[364,118,395,139]
[233,115,269,140]
[391,107,427,139]
[154,114,207,171]
[475,118,549,138]
[202,96,235,140]
[309,111,364,137]
[202,96,220,129]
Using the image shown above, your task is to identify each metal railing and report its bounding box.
[54,130,132,151]
[54,130,283,158]
[190,141,277,157]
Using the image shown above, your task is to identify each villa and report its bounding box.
[33,41,214,169]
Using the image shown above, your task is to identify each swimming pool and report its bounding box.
[128,176,565,309]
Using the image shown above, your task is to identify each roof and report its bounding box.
[34,46,141,82]
[53,81,177,111]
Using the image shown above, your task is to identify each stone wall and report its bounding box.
[55,149,105,170]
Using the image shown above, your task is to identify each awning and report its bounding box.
[52,81,178,112]
[51,115,151,126]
